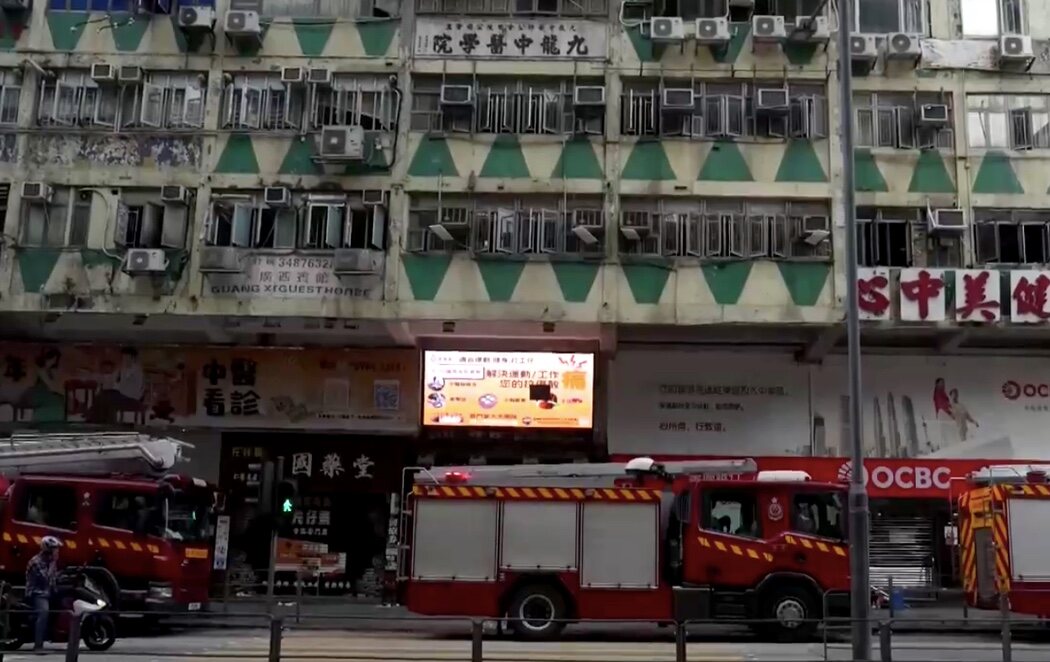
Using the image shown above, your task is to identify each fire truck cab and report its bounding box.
[400,458,850,640]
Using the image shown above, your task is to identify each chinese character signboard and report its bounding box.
[414,19,607,59]
[422,351,594,429]
[0,344,417,433]
[955,269,1001,323]
[204,255,382,300]
[857,268,891,321]
[899,268,947,322]
[1011,270,1050,323]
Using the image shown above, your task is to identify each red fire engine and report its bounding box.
[958,465,1050,618]
[0,432,216,614]
[399,457,851,640]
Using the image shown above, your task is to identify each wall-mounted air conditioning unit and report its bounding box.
[801,216,830,245]
[118,66,143,84]
[264,186,292,207]
[756,88,789,114]
[752,15,786,43]
[795,16,829,43]
[90,63,116,83]
[362,190,386,206]
[177,5,215,32]
[21,181,52,202]
[850,35,878,64]
[918,104,949,127]
[999,35,1034,65]
[281,67,304,84]
[928,208,966,232]
[319,125,365,160]
[225,10,261,37]
[695,17,730,45]
[124,248,167,275]
[160,185,189,205]
[333,248,379,275]
[198,246,243,273]
[307,68,332,85]
[440,84,474,106]
[885,32,921,61]
[573,85,606,107]
[650,16,685,42]
[661,88,694,110]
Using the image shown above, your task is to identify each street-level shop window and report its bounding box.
[791,491,844,539]
[20,186,90,248]
[973,209,1050,265]
[854,92,954,150]
[17,484,78,531]
[702,490,761,539]
[967,94,1049,150]
[415,0,603,17]
[853,0,925,34]
[960,0,1025,37]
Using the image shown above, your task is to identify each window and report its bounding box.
[792,491,844,539]
[36,70,205,129]
[415,0,603,16]
[20,186,91,247]
[856,208,915,267]
[311,75,398,131]
[261,0,397,18]
[968,94,1050,149]
[410,77,580,135]
[618,198,831,260]
[0,70,20,126]
[407,195,605,255]
[855,93,954,150]
[961,0,1025,36]
[754,0,823,21]
[128,72,207,129]
[620,81,827,139]
[96,491,157,533]
[973,209,1050,265]
[222,73,306,131]
[115,192,190,249]
[17,484,78,531]
[702,490,761,538]
[854,0,924,34]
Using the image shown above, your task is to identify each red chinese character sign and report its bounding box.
[899,268,947,322]
[1010,270,1050,324]
[954,270,1001,323]
[856,268,891,321]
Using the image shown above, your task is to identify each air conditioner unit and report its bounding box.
[21,182,52,202]
[281,67,304,84]
[752,15,786,43]
[573,85,606,107]
[440,84,474,107]
[117,66,143,84]
[264,186,292,207]
[362,189,386,206]
[225,10,261,37]
[333,248,379,275]
[885,32,921,61]
[999,35,1034,64]
[319,125,365,160]
[90,63,115,83]
[661,88,694,110]
[198,246,243,273]
[801,216,830,245]
[756,88,789,114]
[850,35,878,64]
[177,5,215,31]
[928,208,966,232]
[307,68,332,86]
[160,185,189,205]
[650,16,685,43]
[695,17,731,45]
[124,248,167,275]
[918,103,950,127]
[794,16,829,43]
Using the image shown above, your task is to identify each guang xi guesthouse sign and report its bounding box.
[856,267,1050,324]
[414,18,607,59]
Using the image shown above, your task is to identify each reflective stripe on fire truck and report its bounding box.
[783,535,847,557]
[1003,484,1050,497]
[2,532,75,550]
[991,486,1011,592]
[410,485,659,501]
[696,536,774,562]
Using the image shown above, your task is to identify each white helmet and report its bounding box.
[40,535,61,551]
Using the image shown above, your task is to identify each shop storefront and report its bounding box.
[606,349,1050,587]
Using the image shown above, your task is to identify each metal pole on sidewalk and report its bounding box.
[65,614,80,662]
[835,0,871,658]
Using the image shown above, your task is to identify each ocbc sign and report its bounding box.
[854,465,953,491]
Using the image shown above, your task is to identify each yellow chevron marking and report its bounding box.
[763,553,773,562]
[698,537,711,548]
[130,542,142,552]
[800,538,813,549]
[523,488,537,499]
[65,541,76,550]
[1038,485,1050,496]
[538,488,553,499]
[816,542,830,553]
[554,488,569,499]
[785,535,797,545]
[570,489,585,499]
[603,489,619,500]
[16,534,27,544]
[621,490,636,501]
[637,491,654,501]
[32,537,40,545]
[730,544,743,556]
[747,549,759,559]
[98,539,110,548]
[714,540,727,552]
[454,486,469,497]
[506,488,520,498]
[2,533,10,542]
[147,544,159,554]
[114,540,126,550]
[834,546,847,557]
[441,487,456,497]
[493,488,504,498]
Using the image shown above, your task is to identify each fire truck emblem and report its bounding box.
[767,497,783,521]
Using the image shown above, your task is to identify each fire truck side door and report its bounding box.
[90,488,156,582]
[683,485,768,588]
[4,480,84,567]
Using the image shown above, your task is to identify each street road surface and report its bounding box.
[5,629,1050,662]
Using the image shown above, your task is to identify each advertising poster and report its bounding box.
[422,351,594,429]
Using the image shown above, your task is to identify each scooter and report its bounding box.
[0,566,117,651]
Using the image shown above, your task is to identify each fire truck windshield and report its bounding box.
[161,493,211,543]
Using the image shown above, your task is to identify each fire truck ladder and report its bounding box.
[0,431,189,473]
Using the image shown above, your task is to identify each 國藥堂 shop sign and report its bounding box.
[414,19,607,59]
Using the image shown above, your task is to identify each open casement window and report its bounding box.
[523,89,561,135]
[47,80,82,126]
[303,203,345,249]
[231,204,254,247]
[341,205,386,250]
[622,89,657,136]
[747,215,769,258]
[704,96,745,138]
[170,84,206,128]
[496,209,518,253]
[253,208,299,249]
[685,213,704,257]
[160,204,188,248]
[702,214,724,258]
[725,214,745,258]
[0,83,19,125]
[478,88,513,133]
[790,96,828,139]
[661,213,683,256]
[139,83,166,128]
[770,215,790,258]
[1010,108,1034,150]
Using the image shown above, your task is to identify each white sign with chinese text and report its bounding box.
[414,18,607,59]
[213,515,231,571]
[857,267,891,321]
[1010,270,1050,324]
[204,254,382,300]
[899,268,947,322]
[955,269,1001,323]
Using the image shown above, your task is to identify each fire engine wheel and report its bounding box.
[507,584,567,640]
[763,587,817,641]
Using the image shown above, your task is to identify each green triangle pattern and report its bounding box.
[0,13,28,50]
[854,148,888,192]
[701,262,752,305]
[552,139,603,179]
[622,263,670,304]
[292,19,334,57]
[625,25,654,62]
[777,263,829,306]
[783,42,818,66]
[47,12,87,51]
[622,141,676,180]
[233,19,272,56]
[551,262,599,302]
[109,13,149,51]
[279,138,323,175]
[972,150,1024,194]
[908,149,955,193]
[17,248,62,293]
[698,141,753,181]
[775,140,826,183]
[408,137,458,177]
[357,21,397,57]
[479,135,530,178]
[712,23,749,63]
[401,254,451,301]
[477,260,525,301]
[214,134,260,174]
